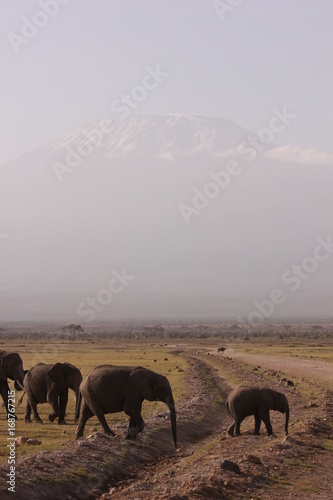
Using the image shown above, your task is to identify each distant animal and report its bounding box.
[217,347,226,353]
[62,323,84,333]
[226,386,289,436]
[0,351,25,418]
[23,362,82,424]
[76,365,177,447]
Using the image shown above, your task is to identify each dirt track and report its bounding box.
[0,345,332,499]
[225,348,333,384]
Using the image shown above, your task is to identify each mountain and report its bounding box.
[46,114,252,161]
[0,114,332,322]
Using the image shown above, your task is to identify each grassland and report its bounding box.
[0,329,332,499]
[231,340,333,363]
[0,339,188,463]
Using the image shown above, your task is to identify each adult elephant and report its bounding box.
[226,386,289,437]
[0,351,25,417]
[24,362,82,424]
[76,365,177,447]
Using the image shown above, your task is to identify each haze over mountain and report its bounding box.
[1,114,332,323]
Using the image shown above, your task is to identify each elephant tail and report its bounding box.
[75,390,82,423]
[225,398,231,415]
[18,392,26,406]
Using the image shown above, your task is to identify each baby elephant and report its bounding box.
[226,386,289,437]
[76,365,177,447]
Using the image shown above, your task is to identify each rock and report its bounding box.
[209,473,220,482]
[281,435,297,448]
[163,357,168,361]
[153,359,157,362]
[87,432,113,442]
[15,436,28,444]
[76,439,89,447]
[246,454,262,465]
[27,439,42,445]
[191,396,202,403]
[287,380,294,387]
[221,459,241,474]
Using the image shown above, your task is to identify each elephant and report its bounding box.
[0,351,25,418]
[76,365,177,447]
[23,362,82,424]
[226,386,289,437]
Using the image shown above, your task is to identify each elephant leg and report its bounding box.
[76,402,94,439]
[29,396,43,423]
[235,417,243,436]
[47,387,61,423]
[24,402,32,423]
[254,413,261,435]
[227,422,235,437]
[48,398,60,423]
[85,395,115,436]
[95,411,115,436]
[126,413,145,439]
[58,390,68,425]
[0,381,9,416]
[260,410,273,436]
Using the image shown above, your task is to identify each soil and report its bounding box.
[0,345,332,499]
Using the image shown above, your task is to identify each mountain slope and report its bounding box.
[0,114,332,321]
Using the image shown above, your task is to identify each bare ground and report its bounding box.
[0,345,332,499]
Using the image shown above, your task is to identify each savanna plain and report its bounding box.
[0,322,332,499]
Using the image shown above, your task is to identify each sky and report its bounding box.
[1,0,332,165]
[0,1,332,323]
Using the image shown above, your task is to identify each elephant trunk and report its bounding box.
[167,397,177,448]
[14,366,25,390]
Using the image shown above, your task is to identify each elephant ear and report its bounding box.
[261,388,278,410]
[47,363,66,391]
[0,360,7,381]
[128,368,155,401]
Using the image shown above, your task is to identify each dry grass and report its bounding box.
[0,339,188,463]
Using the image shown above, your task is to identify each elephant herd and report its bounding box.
[1,350,290,449]
[0,351,177,446]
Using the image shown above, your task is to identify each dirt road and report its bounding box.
[225,348,333,384]
[0,344,332,499]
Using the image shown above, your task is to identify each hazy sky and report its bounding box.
[1,1,332,323]
[1,0,332,165]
